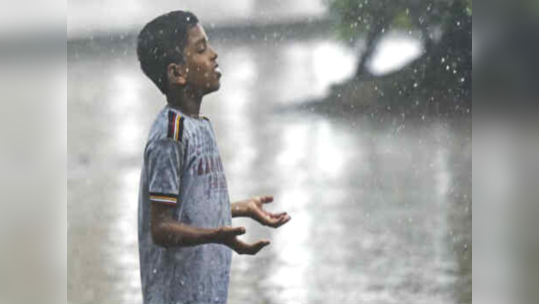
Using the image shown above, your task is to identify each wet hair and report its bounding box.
[137,11,199,95]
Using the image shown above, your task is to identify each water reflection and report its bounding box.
[275,40,357,103]
[368,30,423,76]
[68,25,471,304]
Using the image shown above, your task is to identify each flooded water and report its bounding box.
[68,27,471,304]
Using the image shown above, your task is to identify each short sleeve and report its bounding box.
[145,139,184,206]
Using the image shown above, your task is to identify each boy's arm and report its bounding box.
[151,202,270,255]
[231,196,291,228]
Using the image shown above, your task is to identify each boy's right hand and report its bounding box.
[215,226,270,255]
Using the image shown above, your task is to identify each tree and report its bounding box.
[327,0,472,113]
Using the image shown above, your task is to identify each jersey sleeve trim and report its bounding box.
[167,111,185,142]
[149,192,179,206]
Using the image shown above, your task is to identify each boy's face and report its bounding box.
[181,24,221,94]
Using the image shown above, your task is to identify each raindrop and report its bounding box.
[413,83,418,88]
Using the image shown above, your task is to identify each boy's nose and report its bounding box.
[209,46,218,60]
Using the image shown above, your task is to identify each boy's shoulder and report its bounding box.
[147,106,186,144]
[146,105,211,146]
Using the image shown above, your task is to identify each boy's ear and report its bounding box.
[167,63,188,86]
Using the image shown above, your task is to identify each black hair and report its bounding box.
[137,11,199,95]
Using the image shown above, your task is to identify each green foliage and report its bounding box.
[327,0,473,111]
[467,0,472,14]
[392,11,414,29]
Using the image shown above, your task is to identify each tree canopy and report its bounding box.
[327,0,472,113]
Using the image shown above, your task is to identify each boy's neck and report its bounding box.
[167,88,203,117]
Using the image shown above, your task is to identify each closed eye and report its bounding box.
[196,40,208,53]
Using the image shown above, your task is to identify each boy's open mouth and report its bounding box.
[214,64,222,77]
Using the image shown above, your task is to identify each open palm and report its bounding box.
[247,196,291,228]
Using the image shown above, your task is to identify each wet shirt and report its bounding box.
[138,105,232,304]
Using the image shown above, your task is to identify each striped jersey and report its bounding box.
[138,104,232,304]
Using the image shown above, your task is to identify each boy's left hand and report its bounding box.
[235,196,291,228]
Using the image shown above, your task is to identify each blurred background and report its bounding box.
[67,0,472,303]
[0,1,65,304]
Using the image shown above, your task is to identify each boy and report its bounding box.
[136,11,291,304]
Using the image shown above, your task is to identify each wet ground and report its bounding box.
[68,24,472,304]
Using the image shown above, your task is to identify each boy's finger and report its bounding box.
[260,196,274,204]
[249,240,271,254]
[231,227,246,236]
[233,239,269,255]
[267,218,285,228]
[261,214,284,227]
[270,212,287,218]
[281,215,291,224]
[273,215,291,228]
[250,240,270,247]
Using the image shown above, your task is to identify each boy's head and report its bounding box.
[137,11,221,97]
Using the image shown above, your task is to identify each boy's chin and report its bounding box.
[205,83,221,95]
